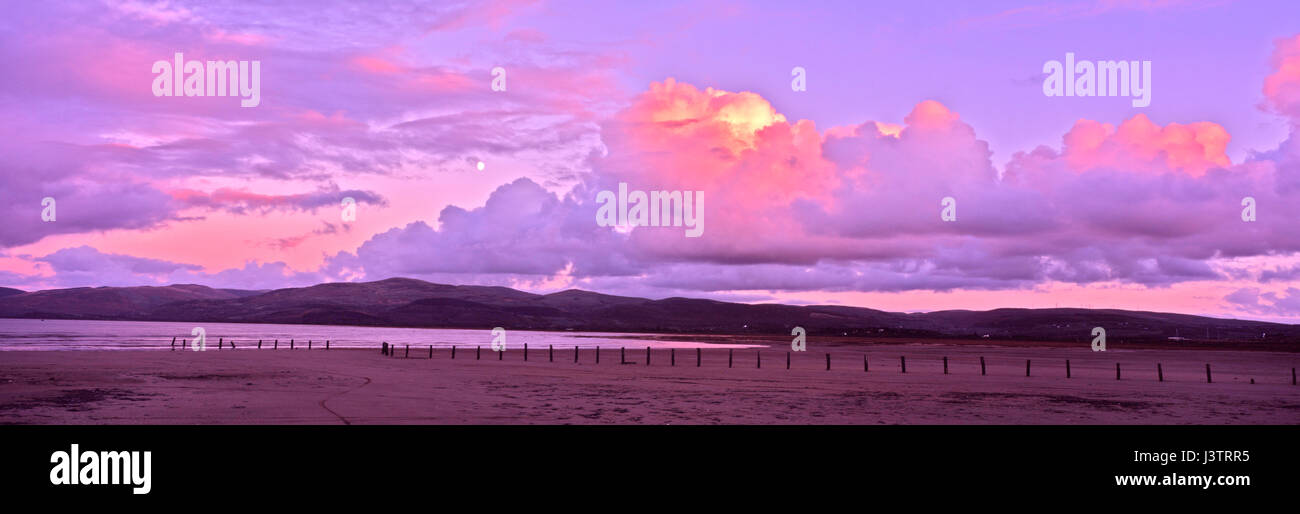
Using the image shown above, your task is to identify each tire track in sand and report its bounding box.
[319,374,372,425]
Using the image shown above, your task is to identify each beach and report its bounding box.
[1,343,1297,424]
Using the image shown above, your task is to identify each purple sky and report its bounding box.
[4,0,1300,322]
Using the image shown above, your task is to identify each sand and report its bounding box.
[1,343,1298,424]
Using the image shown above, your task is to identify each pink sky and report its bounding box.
[4,1,1300,322]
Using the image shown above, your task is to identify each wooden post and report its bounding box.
[549,344,554,362]
[646,347,651,366]
[595,346,600,364]
[901,356,906,374]
[756,351,761,369]
[1066,359,1071,378]
[728,349,733,368]
[429,345,433,359]
[825,353,830,371]
[697,348,701,367]
[1157,363,1163,382]
[1026,359,1031,377]
[258,339,262,349]
[326,340,330,350]
[620,347,625,365]
[787,351,791,370]
[274,339,278,350]
[171,337,176,351]
[218,337,223,350]
[498,346,503,360]
[1116,362,1121,380]
[524,343,528,361]
[1206,363,1212,383]
[452,345,456,359]
[404,344,409,358]
[575,346,579,363]
[308,340,312,350]
[980,356,986,376]
[863,354,868,372]
[943,356,948,375]
[1293,367,1296,386]
[291,339,294,350]
[671,349,675,367]
[477,346,481,360]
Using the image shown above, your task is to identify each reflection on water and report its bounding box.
[0,318,761,351]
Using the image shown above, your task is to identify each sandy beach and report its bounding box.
[1,343,1297,424]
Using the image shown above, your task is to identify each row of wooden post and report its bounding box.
[379,340,1300,385]
[172,336,330,351]
[169,336,1296,385]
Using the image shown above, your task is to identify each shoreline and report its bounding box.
[1,345,1297,424]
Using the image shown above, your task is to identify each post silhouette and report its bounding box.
[825,353,830,371]
[1026,359,1031,377]
[1206,363,1212,383]
[980,356,986,376]
[258,339,262,349]
[170,337,176,351]
[697,348,701,367]
[1116,362,1121,380]
[1157,363,1163,382]
[943,356,948,375]
[901,356,906,374]
[728,349,733,368]
[1066,359,1071,378]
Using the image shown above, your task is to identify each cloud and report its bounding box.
[316,71,1298,295]
[1224,287,1300,317]
[22,245,321,290]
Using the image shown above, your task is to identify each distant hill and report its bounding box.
[0,277,1296,344]
[0,287,23,298]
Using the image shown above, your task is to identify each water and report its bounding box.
[0,318,761,351]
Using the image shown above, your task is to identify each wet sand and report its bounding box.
[1,343,1297,424]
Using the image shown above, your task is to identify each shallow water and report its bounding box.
[0,318,762,351]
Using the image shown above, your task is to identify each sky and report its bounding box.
[3,0,1300,322]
